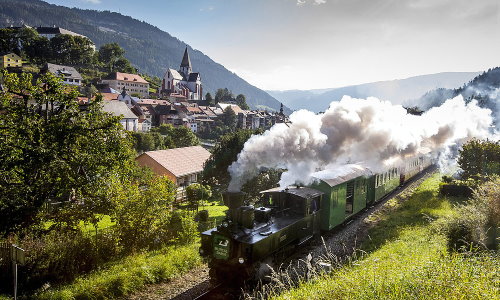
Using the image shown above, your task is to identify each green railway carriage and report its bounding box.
[310,165,373,230]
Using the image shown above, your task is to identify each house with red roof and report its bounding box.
[99,72,150,98]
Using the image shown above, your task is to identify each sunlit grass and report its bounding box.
[272,174,499,300]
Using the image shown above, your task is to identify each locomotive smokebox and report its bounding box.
[222,191,246,209]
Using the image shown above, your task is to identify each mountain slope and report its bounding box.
[268,72,480,112]
[0,0,287,112]
[409,68,500,127]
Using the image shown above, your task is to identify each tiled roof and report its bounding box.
[104,72,148,83]
[139,99,171,105]
[139,146,211,177]
[100,93,119,101]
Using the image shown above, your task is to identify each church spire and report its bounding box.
[179,47,192,78]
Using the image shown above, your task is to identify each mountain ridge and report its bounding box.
[268,71,481,112]
[0,0,289,112]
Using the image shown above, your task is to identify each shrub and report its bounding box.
[435,177,499,251]
[1,228,120,293]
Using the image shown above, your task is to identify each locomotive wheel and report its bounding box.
[255,257,275,282]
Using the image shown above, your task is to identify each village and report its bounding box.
[0,2,498,299]
[1,25,289,195]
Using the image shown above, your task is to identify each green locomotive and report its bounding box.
[199,157,432,282]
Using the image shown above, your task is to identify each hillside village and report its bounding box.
[1,25,288,136]
[0,5,498,300]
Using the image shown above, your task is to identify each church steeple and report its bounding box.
[179,47,192,78]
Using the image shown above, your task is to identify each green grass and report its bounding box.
[36,243,202,300]
[273,173,500,300]
[203,203,228,224]
[79,215,116,233]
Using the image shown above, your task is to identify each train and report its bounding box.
[199,155,433,283]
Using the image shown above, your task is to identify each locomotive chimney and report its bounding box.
[222,191,246,224]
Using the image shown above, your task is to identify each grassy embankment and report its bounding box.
[33,203,228,300]
[273,173,499,300]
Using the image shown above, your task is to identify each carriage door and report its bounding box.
[345,181,354,216]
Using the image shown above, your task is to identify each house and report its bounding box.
[99,72,150,98]
[162,47,203,101]
[43,63,83,86]
[35,26,95,50]
[36,26,88,39]
[102,101,138,131]
[135,146,211,186]
[138,119,152,132]
[0,52,22,68]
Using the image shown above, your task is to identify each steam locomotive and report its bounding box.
[199,156,433,282]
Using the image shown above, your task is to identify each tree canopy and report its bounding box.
[458,139,500,180]
[0,71,135,233]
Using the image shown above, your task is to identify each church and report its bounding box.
[161,47,203,101]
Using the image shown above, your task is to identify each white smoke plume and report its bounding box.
[227,95,495,192]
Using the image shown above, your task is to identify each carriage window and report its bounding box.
[311,196,320,212]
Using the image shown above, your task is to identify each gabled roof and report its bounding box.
[217,103,244,115]
[45,63,82,80]
[36,27,86,38]
[312,164,372,187]
[188,72,200,82]
[138,146,211,177]
[168,68,184,80]
[180,47,192,68]
[100,93,119,101]
[102,101,138,119]
[103,72,148,84]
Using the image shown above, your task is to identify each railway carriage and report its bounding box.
[200,156,433,282]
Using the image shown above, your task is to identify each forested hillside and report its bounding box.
[0,0,288,112]
[411,67,500,115]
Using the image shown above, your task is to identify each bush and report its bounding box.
[0,229,120,293]
[435,177,499,251]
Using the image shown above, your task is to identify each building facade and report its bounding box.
[100,72,150,98]
[0,53,22,68]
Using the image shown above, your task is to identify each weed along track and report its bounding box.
[125,167,437,300]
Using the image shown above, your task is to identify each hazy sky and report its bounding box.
[44,0,500,91]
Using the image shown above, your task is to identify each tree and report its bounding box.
[0,71,135,233]
[202,129,259,187]
[186,183,212,211]
[205,92,214,105]
[458,139,500,180]
[151,124,199,148]
[110,173,177,251]
[114,56,136,73]
[221,106,237,129]
[215,88,233,104]
[236,94,249,110]
[98,43,126,72]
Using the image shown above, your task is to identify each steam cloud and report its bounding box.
[227,95,496,192]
